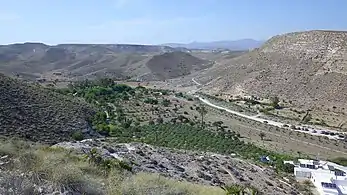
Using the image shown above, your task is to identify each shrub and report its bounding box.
[280,163,295,173]
[270,96,281,109]
[221,183,260,195]
[112,84,133,93]
[144,98,158,105]
[161,99,171,107]
[175,92,184,97]
[259,107,275,114]
[72,131,84,141]
[302,113,312,124]
[156,117,164,124]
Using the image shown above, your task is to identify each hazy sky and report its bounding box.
[1,0,347,44]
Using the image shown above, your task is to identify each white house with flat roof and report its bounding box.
[284,159,347,195]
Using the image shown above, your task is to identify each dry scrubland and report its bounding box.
[0,138,224,195]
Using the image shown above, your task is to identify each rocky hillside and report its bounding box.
[0,74,96,144]
[55,140,297,195]
[0,43,207,81]
[197,30,347,111]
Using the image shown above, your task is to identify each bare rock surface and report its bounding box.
[55,140,298,195]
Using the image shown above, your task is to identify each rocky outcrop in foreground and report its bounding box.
[55,140,298,195]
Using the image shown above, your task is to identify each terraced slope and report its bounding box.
[0,74,96,143]
[198,30,347,111]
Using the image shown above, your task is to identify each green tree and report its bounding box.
[72,131,84,141]
[98,78,114,87]
[302,112,312,124]
[270,96,280,109]
[161,99,171,107]
[144,98,158,105]
[197,104,207,130]
[259,132,266,141]
[121,118,133,128]
[116,114,125,123]
[277,163,295,173]
[212,121,224,131]
[96,124,111,135]
[297,151,302,158]
[156,117,164,124]
[112,84,133,93]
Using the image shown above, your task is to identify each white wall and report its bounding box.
[295,168,311,178]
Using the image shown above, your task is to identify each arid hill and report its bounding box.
[0,43,210,81]
[0,73,96,144]
[140,51,213,81]
[197,30,347,111]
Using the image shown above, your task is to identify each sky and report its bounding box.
[1,0,347,45]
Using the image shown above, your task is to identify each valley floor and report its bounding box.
[115,79,347,160]
[16,77,346,195]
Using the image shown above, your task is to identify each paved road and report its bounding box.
[192,78,346,140]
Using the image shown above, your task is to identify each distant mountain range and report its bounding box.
[162,39,265,51]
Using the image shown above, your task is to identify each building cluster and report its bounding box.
[284,159,347,195]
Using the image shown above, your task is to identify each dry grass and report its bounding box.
[0,138,224,195]
[0,138,103,194]
[112,172,224,195]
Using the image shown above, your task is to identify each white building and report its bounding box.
[284,159,347,195]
